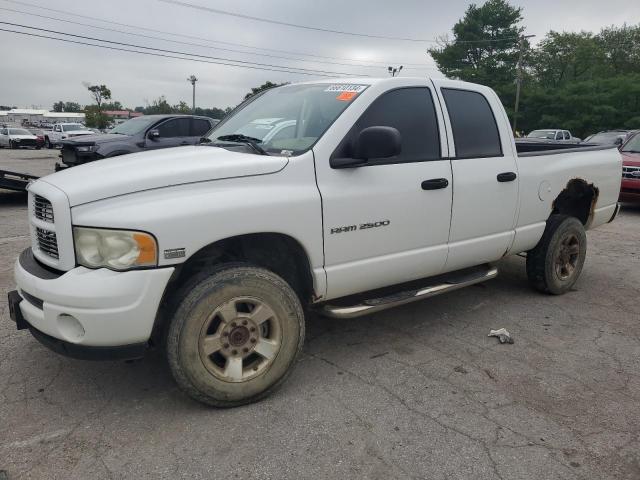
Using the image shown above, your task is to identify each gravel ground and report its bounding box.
[1,148,639,479]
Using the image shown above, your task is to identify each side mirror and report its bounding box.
[614,137,623,147]
[331,126,401,169]
[148,129,160,140]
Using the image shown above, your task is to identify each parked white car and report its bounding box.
[44,123,93,148]
[0,127,40,149]
[9,77,621,407]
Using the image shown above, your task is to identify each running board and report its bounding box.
[320,264,498,319]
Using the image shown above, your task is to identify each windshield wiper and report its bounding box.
[215,134,269,155]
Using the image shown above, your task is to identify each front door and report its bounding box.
[145,118,191,150]
[314,84,453,300]
[433,80,519,272]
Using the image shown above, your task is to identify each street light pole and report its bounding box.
[187,75,198,113]
[513,35,535,134]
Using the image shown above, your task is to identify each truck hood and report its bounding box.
[37,146,288,206]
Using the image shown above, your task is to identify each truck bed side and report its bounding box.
[510,144,621,254]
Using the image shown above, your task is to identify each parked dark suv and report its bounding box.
[57,115,218,170]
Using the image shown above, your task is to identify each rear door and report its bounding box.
[432,80,519,272]
[314,82,453,299]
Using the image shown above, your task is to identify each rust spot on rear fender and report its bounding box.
[551,178,599,227]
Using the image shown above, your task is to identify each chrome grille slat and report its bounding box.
[33,194,54,222]
[622,166,640,180]
[35,227,59,259]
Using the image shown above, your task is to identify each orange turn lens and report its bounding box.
[133,233,157,265]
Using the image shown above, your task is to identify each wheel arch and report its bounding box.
[551,178,599,227]
[151,232,316,344]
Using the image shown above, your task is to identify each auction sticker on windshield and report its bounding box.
[324,84,367,93]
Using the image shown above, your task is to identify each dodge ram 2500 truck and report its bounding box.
[8,77,621,407]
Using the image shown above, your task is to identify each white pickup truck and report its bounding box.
[8,77,621,407]
[44,122,93,148]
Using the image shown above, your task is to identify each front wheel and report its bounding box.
[526,214,587,295]
[166,264,305,407]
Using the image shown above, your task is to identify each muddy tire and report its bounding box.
[166,264,305,407]
[526,214,587,295]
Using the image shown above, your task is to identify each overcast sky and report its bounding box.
[1,0,638,110]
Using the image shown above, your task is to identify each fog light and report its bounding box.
[57,314,85,342]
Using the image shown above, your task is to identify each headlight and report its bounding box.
[76,145,96,152]
[73,227,157,270]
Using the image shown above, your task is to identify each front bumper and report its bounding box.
[12,248,174,350]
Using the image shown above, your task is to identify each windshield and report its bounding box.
[62,124,86,132]
[621,133,640,153]
[9,128,32,135]
[208,83,367,155]
[527,130,556,139]
[585,132,624,144]
[109,116,158,135]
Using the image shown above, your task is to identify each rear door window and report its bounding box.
[191,119,212,136]
[442,88,502,158]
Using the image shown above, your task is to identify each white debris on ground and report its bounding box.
[488,328,514,344]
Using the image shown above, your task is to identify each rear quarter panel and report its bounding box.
[511,146,622,253]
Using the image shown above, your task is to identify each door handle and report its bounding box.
[421,178,449,190]
[497,172,517,182]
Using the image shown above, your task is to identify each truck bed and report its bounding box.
[515,140,617,156]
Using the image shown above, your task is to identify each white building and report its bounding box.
[0,108,85,125]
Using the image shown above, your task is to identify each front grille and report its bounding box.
[622,166,640,180]
[34,195,54,222]
[35,228,59,259]
[14,139,37,147]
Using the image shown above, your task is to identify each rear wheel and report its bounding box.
[166,264,305,407]
[526,214,587,295]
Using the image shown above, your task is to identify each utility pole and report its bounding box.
[387,65,403,77]
[513,35,535,134]
[187,75,198,113]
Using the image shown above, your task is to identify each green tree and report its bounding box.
[194,106,227,119]
[101,101,124,111]
[174,100,191,114]
[84,105,109,129]
[86,84,112,111]
[428,0,526,114]
[63,101,82,112]
[243,81,284,100]
[84,84,112,128]
[144,96,173,114]
[52,101,65,112]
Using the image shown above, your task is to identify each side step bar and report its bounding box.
[321,264,498,319]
